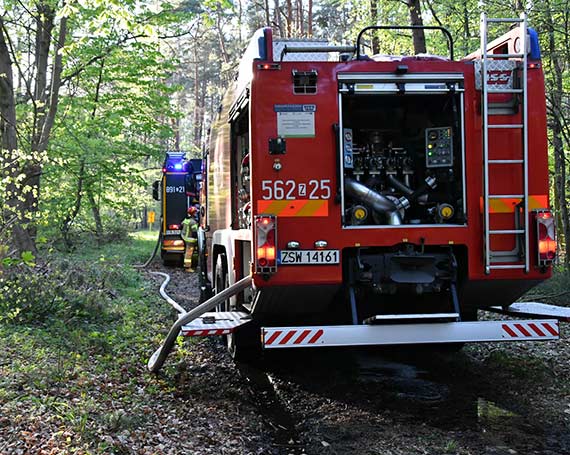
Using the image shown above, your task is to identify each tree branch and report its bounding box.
[0,18,36,108]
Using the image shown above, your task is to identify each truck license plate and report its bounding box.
[279,250,340,265]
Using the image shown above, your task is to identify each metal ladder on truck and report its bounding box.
[480,12,529,274]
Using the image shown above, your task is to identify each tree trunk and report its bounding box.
[297,0,303,36]
[406,0,426,54]
[370,0,379,55]
[193,43,203,151]
[61,57,104,247]
[273,0,283,38]
[307,0,313,37]
[264,0,271,28]
[25,5,55,239]
[24,9,67,243]
[0,17,37,254]
[286,0,293,37]
[215,14,230,64]
[61,158,86,249]
[87,187,103,241]
[33,4,54,118]
[0,19,18,153]
[462,0,470,57]
[237,0,243,43]
[543,0,570,266]
[142,206,148,230]
[172,116,180,151]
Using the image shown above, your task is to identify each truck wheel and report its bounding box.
[214,255,260,362]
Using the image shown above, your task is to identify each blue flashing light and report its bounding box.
[527,28,541,61]
[174,163,183,170]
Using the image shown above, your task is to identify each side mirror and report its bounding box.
[152,181,160,201]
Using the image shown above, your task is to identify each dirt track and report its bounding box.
[148,265,570,455]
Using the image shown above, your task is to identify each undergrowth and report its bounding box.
[0,231,156,325]
[521,266,570,306]
[0,231,175,449]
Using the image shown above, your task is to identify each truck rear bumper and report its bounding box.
[261,319,560,348]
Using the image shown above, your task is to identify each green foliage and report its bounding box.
[1,0,195,252]
[0,259,107,325]
[0,231,154,326]
[38,5,183,243]
[0,232,173,450]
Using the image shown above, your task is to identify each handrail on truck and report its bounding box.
[356,25,455,61]
[148,275,252,373]
[279,45,357,62]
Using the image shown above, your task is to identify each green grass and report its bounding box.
[0,230,181,451]
[521,266,570,306]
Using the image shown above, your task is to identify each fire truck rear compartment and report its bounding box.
[340,92,465,227]
[341,244,465,323]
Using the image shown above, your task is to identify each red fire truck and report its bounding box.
[179,15,566,361]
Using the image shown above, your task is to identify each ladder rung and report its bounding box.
[485,89,523,94]
[489,229,525,234]
[489,194,524,199]
[489,159,524,164]
[486,18,524,23]
[488,124,523,129]
[489,264,526,270]
[484,53,525,58]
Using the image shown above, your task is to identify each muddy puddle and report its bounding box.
[257,347,570,454]
[236,361,307,454]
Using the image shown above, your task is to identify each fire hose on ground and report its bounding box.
[134,228,162,269]
[147,275,253,373]
[149,271,187,315]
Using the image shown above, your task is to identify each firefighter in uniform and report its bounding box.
[181,206,198,270]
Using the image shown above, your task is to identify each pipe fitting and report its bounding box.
[345,178,403,225]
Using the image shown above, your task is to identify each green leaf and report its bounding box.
[21,251,36,267]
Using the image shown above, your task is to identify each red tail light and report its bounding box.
[255,215,277,274]
[535,210,556,266]
[168,224,181,230]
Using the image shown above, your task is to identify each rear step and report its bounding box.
[364,313,459,324]
[262,320,559,348]
[148,275,252,373]
[488,302,570,322]
[181,311,251,336]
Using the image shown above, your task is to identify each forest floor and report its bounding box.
[0,231,569,454]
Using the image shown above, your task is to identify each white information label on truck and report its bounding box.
[275,104,316,138]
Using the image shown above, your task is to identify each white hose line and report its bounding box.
[149,271,187,315]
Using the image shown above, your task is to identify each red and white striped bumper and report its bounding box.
[262,319,560,349]
[183,328,232,336]
[501,321,559,338]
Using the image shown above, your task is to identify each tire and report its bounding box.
[214,254,260,362]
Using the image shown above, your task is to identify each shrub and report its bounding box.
[0,258,112,326]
